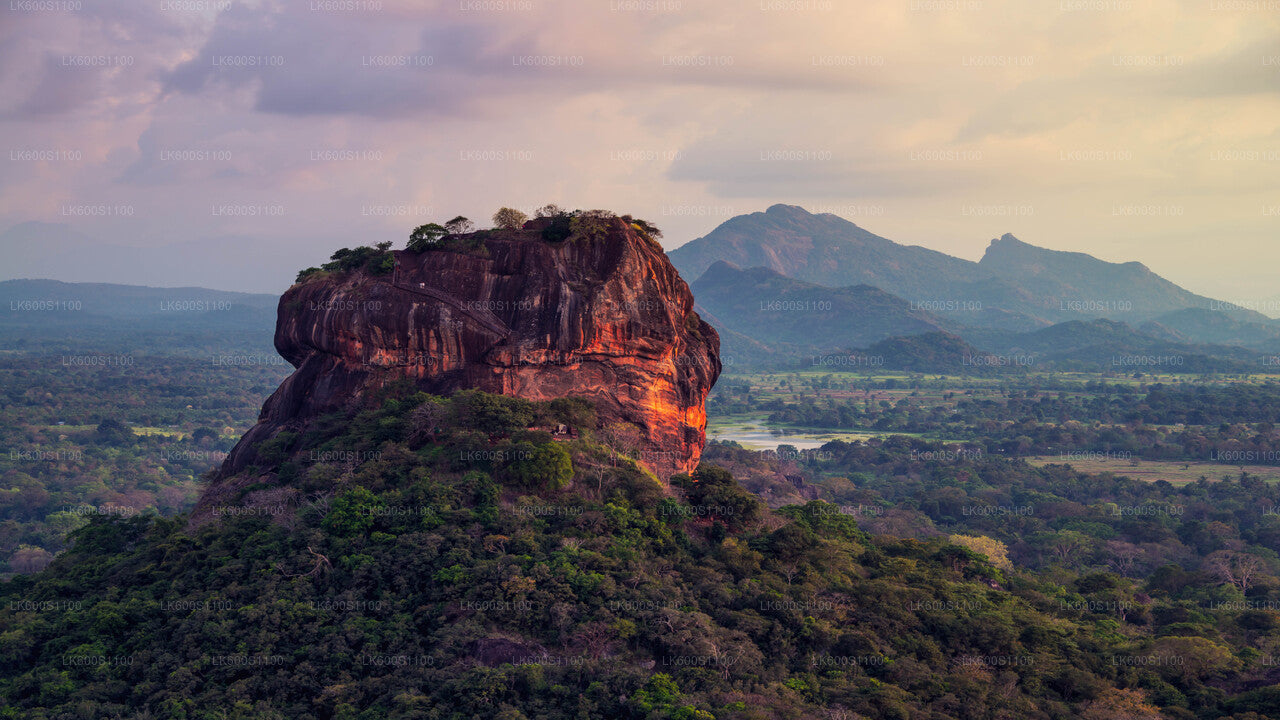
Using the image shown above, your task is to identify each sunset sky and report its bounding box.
[2,0,1277,298]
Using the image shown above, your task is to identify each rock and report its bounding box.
[207,216,720,503]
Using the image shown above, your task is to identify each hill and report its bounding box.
[0,386,1195,719]
[0,279,279,355]
[972,319,1263,373]
[1138,308,1280,353]
[689,261,955,360]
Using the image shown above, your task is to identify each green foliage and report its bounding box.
[18,364,1280,719]
[93,418,135,446]
[407,223,446,252]
[0,351,287,572]
[501,442,573,490]
[322,486,382,537]
[300,245,396,280]
[452,389,536,434]
[568,209,615,243]
[254,431,297,468]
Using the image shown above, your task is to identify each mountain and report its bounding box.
[861,332,989,373]
[669,205,1271,334]
[689,261,955,361]
[683,260,1269,373]
[0,221,314,294]
[0,279,279,355]
[1138,308,1280,352]
[972,318,1264,373]
[0,279,277,317]
[205,212,719,498]
[977,234,1256,324]
[670,204,986,300]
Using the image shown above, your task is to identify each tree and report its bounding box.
[409,396,450,445]
[94,418,135,446]
[9,544,54,574]
[1045,530,1092,568]
[601,422,641,466]
[444,216,474,234]
[408,223,447,252]
[534,204,564,218]
[502,442,573,490]
[191,427,219,444]
[323,486,382,537]
[1205,550,1265,591]
[492,207,528,230]
[1105,540,1142,576]
[569,209,616,243]
[629,217,663,239]
[947,534,1013,570]
[1080,688,1163,720]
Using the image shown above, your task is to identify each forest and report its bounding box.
[6,384,1280,718]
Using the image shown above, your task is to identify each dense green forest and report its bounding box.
[711,374,1280,465]
[0,355,289,574]
[6,387,1280,718]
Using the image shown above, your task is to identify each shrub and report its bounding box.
[503,442,573,490]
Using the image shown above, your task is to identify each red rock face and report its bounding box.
[216,218,720,486]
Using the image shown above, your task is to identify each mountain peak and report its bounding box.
[702,259,743,277]
[764,203,812,217]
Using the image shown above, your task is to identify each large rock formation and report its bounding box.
[212,215,720,494]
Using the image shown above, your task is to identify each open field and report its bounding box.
[707,413,942,450]
[1024,455,1280,485]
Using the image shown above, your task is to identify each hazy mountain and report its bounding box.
[1138,308,1280,352]
[860,332,988,374]
[690,261,955,360]
[685,259,1270,372]
[0,279,278,317]
[973,318,1264,373]
[0,279,278,355]
[0,221,315,294]
[669,205,1271,335]
[977,234,1254,323]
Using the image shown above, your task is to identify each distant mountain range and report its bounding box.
[691,265,1269,374]
[670,205,1279,372]
[692,262,954,350]
[0,279,278,355]
[0,221,310,294]
[670,204,1271,330]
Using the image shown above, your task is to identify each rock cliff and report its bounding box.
[211,215,720,494]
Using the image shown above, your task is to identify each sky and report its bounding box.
[1,0,1277,299]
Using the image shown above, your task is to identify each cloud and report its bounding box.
[1,0,1278,294]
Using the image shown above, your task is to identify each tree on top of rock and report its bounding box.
[444,216,475,235]
[408,223,446,252]
[492,207,528,230]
